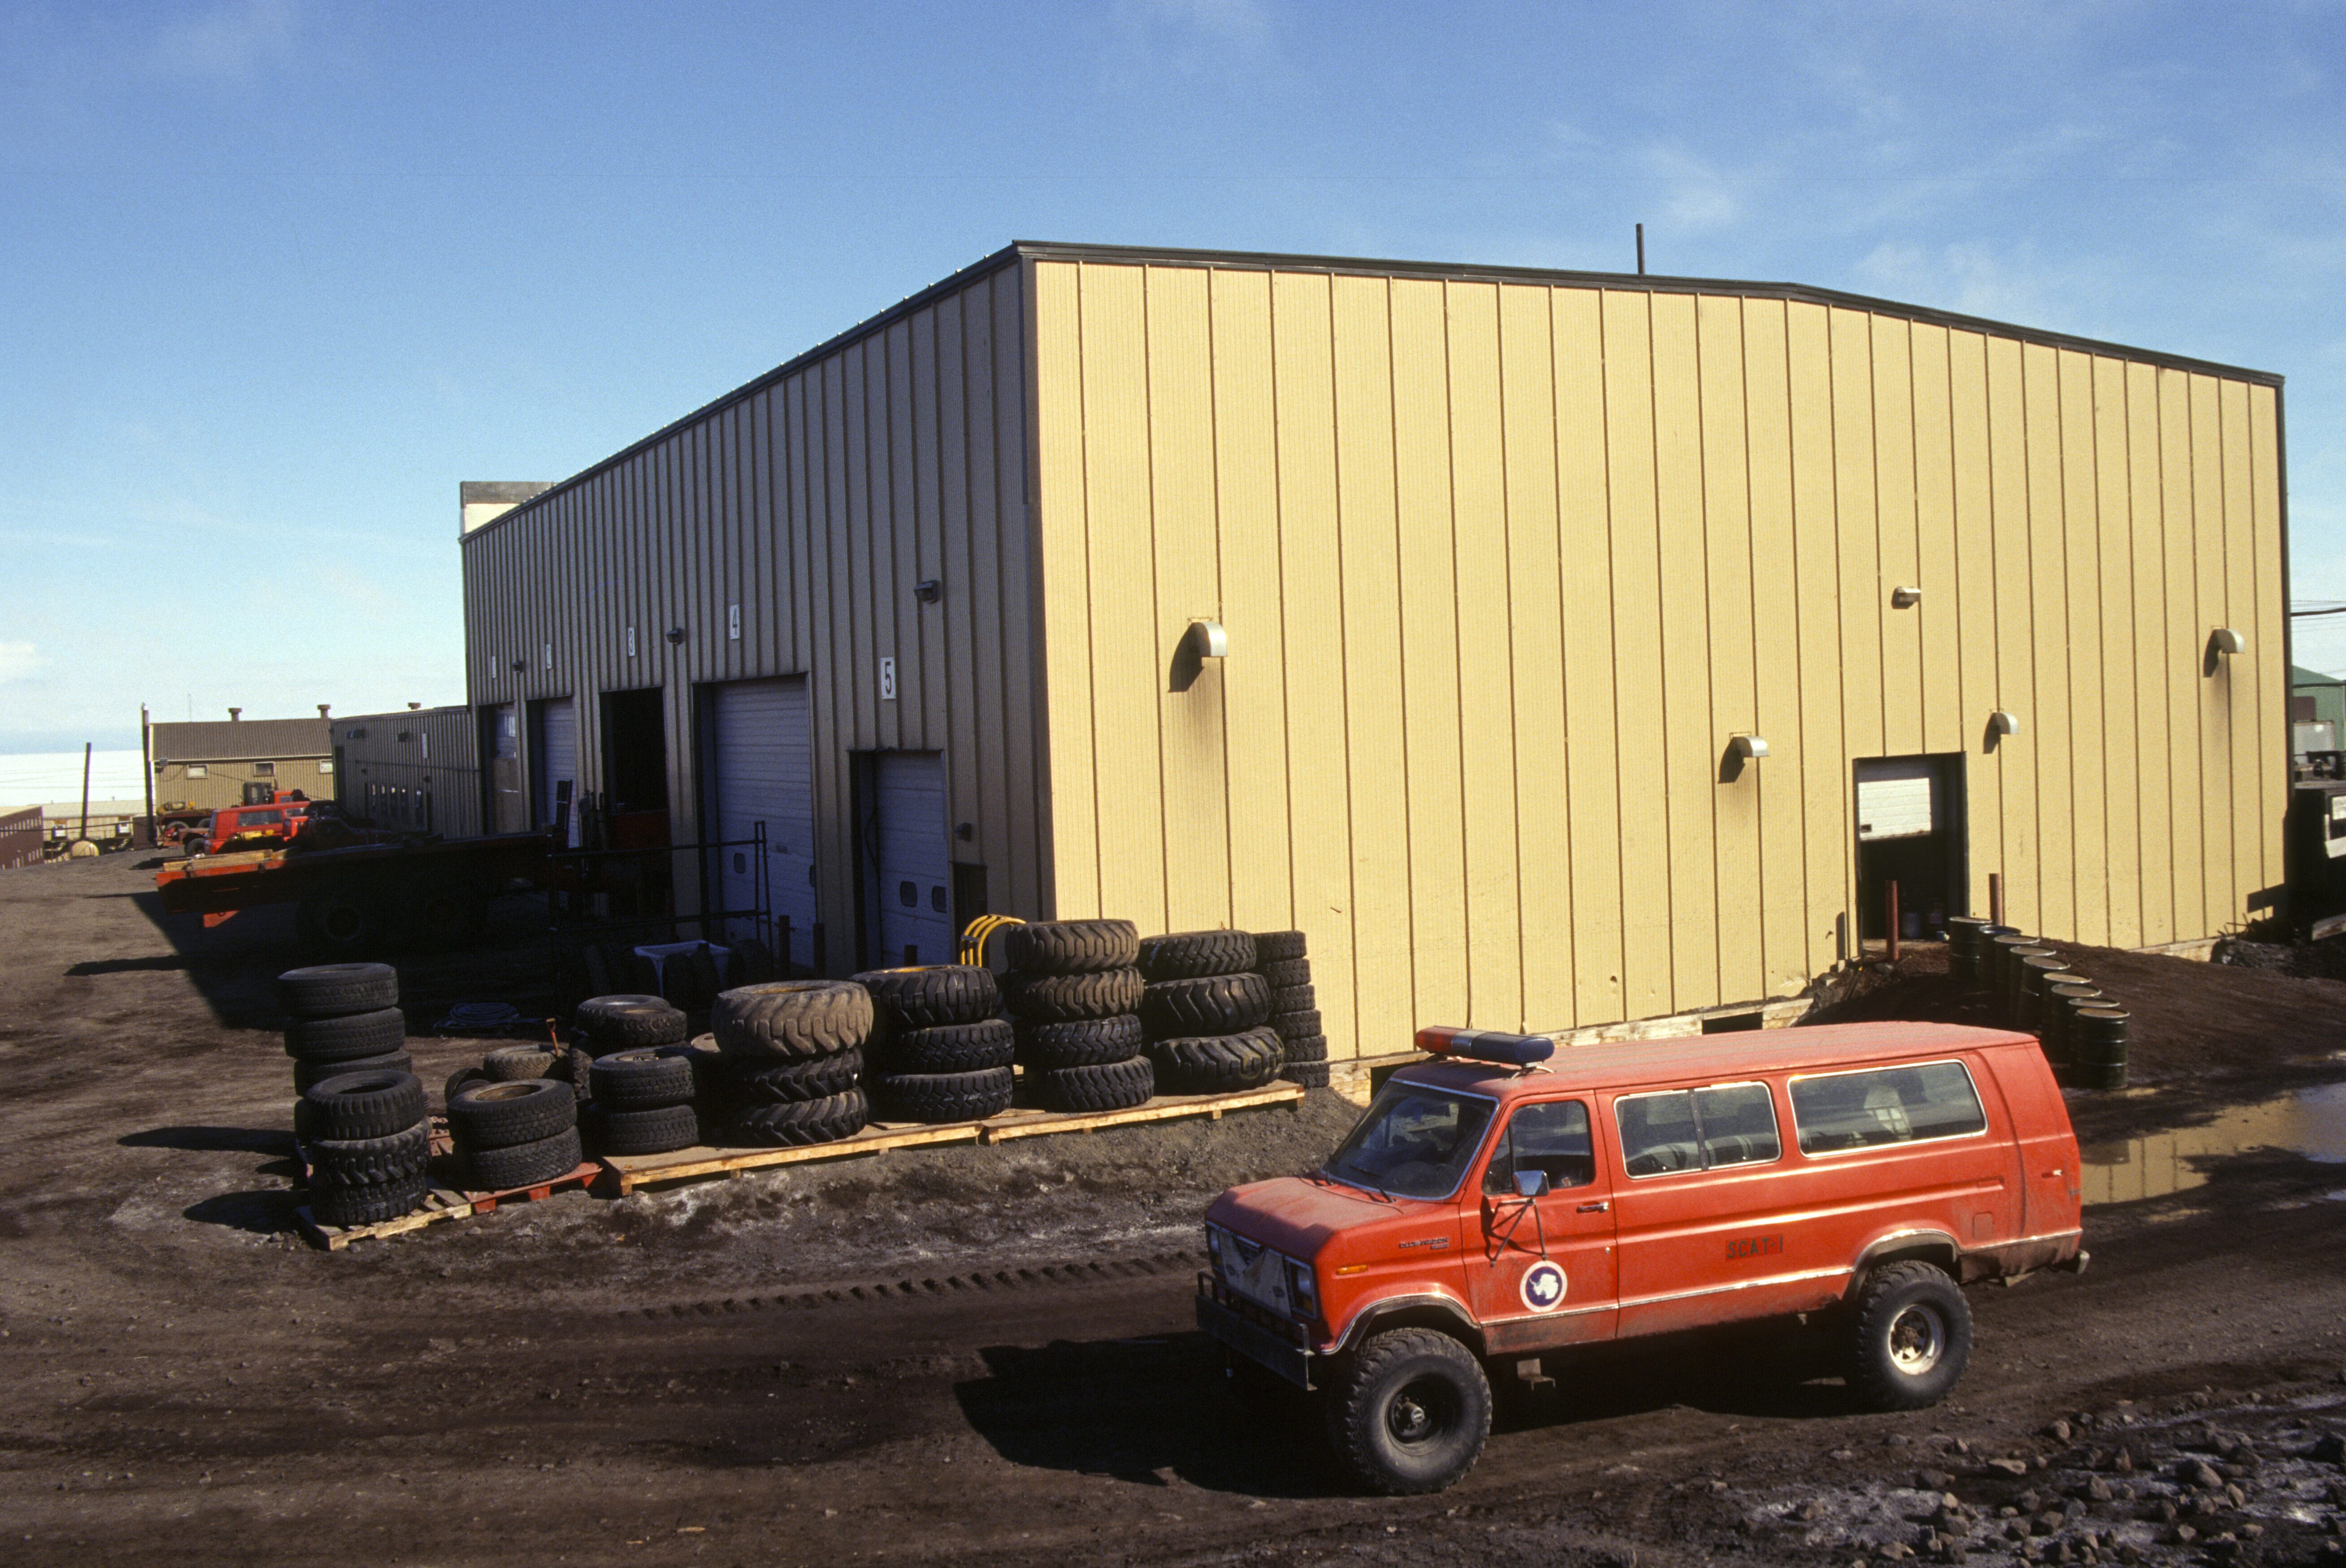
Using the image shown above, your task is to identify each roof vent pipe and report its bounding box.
[227,707,241,722]
[407,702,421,710]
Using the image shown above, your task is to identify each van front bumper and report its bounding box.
[1196,1276,1315,1390]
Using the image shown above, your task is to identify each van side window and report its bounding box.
[1481,1101,1595,1195]
[1788,1061,1989,1154]
[1615,1083,1781,1178]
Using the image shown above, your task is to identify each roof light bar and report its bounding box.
[1414,1026,1555,1066]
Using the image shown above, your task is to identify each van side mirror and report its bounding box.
[1513,1169,1550,1199]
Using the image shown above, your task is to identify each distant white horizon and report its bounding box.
[0,750,151,812]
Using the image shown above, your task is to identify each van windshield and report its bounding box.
[1322,1082,1497,1200]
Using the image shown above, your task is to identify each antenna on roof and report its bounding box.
[1636,223,1646,276]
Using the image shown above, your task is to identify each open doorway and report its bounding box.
[600,687,669,818]
[1854,754,1967,944]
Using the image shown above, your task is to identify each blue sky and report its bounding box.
[5,0,2346,758]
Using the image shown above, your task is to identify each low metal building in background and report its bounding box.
[459,242,2289,1064]
[147,714,334,814]
[332,705,483,840]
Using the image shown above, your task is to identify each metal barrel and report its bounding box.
[1946,916,1989,982]
[2072,1005,2130,1090]
[1998,941,2055,1023]
[1986,933,2038,1013]
[2017,953,2071,1033]
[2041,979,2103,1070]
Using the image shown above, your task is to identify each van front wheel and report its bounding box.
[1848,1260,1972,1410]
[1325,1328,1491,1495]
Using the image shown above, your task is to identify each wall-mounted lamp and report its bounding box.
[1728,734,1770,760]
[664,627,687,645]
[1184,619,1229,660]
[1890,585,1923,609]
[2210,627,2246,657]
[1989,710,2020,736]
[914,578,942,605]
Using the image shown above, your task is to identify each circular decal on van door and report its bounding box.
[1519,1260,1568,1312]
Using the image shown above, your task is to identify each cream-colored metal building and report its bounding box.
[148,715,335,814]
[333,706,483,840]
[461,242,2290,1061]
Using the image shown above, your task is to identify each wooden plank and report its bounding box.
[295,1157,601,1250]
[978,1084,1303,1142]
[601,1122,983,1193]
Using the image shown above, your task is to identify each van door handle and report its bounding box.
[1577,1200,1609,1213]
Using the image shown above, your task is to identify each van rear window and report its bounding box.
[1788,1061,1987,1155]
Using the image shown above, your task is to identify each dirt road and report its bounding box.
[2,855,2342,1566]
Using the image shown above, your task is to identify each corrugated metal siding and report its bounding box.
[334,706,481,839]
[1027,258,2287,1061]
[460,263,1041,953]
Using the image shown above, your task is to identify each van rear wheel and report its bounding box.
[1848,1260,1971,1410]
[1325,1328,1490,1495]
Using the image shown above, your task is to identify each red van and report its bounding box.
[1198,1021,2086,1494]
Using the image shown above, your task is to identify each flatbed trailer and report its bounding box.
[154,830,554,956]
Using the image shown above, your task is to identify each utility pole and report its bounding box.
[141,705,155,847]
[77,741,92,849]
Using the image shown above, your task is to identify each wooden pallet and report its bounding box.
[294,1156,602,1251]
[599,1082,1306,1195]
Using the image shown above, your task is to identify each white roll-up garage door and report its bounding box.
[712,678,817,963]
[532,697,577,842]
[1855,757,1939,841]
[869,750,952,966]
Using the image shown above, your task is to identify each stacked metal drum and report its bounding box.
[1944,918,2127,1089]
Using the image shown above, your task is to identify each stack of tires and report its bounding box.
[280,963,411,1108]
[856,965,1016,1123]
[300,1069,430,1227]
[1252,931,1329,1089]
[1137,930,1284,1095]
[446,1079,582,1191]
[554,993,691,1103]
[443,1037,566,1110]
[705,980,873,1147]
[1003,920,1154,1113]
[584,1047,707,1156]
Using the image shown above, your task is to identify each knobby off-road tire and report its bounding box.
[1002,919,1140,975]
[465,1127,583,1191]
[1251,930,1308,963]
[1267,1007,1322,1040]
[1136,929,1257,982]
[1846,1261,1972,1410]
[589,1047,699,1110]
[575,994,689,1051]
[879,1018,1014,1074]
[1014,1014,1144,1070]
[872,1066,1015,1124]
[483,1044,560,1082]
[710,981,873,1060]
[1280,1032,1329,1064]
[584,1101,701,1157]
[1000,967,1143,1023]
[1269,983,1315,1015]
[302,1070,426,1142]
[1282,1061,1332,1089]
[310,1174,429,1228]
[278,963,399,1018]
[851,965,1001,1029]
[1255,957,1312,991]
[1141,973,1271,1039]
[307,1123,431,1190]
[295,1050,411,1096]
[1146,1027,1284,1094]
[724,1090,868,1148]
[1030,1056,1154,1113]
[720,1049,864,1106]
[1325,1328,1493,1496]
[447,1079,575,1150]
[283,1007,407,1062]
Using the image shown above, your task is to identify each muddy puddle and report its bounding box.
[2082,1084,2346,1204]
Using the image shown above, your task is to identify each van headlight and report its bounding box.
[1285,1255,1319,1317]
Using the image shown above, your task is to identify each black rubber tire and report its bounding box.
[710,980,873,1059]
[1280,1032,1329,1063]
[447,1079,576,1150]
[658,953,700,1012]
[1846,1261,1972,1411]
[1002,919,1141,975]
[307,1122,432,1189]
[1015,1014,1145,1070]
[295,880,391,960]
[579,944,615,1002]
[730,937,776,984]
[1137,929,1258,981]
[302,1070,427,1142]
[584,1101,701,1157]
[1270,983,1316,1014]
[1147,1027,1284,1093]
[850,965,1002,1028]
[1142,973,1271,1039]
[1325,1328,1492,1496]
[1269,1007,1323,1040]
[296,1050,410,1095]
[872,1066,1015,1124]
[465,1127,584,1191]
[575,994,689,1049]
[724,1090,869,1148]
[310,1174,428,1228]
[1032,1056,1154,1113]
[282,1007,407,1062]
[483,1044,560,1082]
[397,870,490,951]
[1000,966,1144,1022]
[1252,930,1308,962]
[1282,1061,1332,1089]
[278,963,399,1018]
[589,1047,699,1110]
[443,1065,490,1108]
[1256,957,1312,990]
[879,1018,1015,1074]
[720,1049,864,1106]
[689,946,725,1007]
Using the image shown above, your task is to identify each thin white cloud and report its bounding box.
[148,0,301,82]
[1104,0,1275,83]
[0,642,47,682]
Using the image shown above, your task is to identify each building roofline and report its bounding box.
[461,238,2283,546]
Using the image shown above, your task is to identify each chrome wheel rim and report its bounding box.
[1887,1303,1946,1375]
